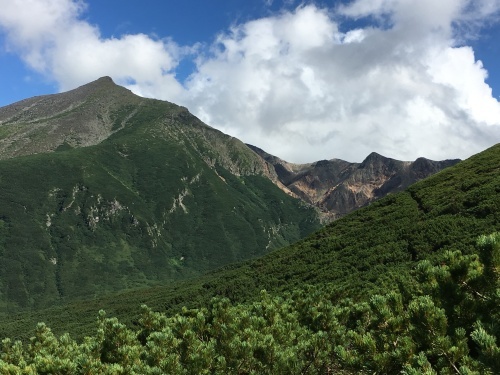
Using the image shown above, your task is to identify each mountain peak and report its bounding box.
[97,75,114,82]
[86,76,116,88]
[70,75,123,95]
[0,76,143,159]
[365,151,385,160]
[359,151,390,168]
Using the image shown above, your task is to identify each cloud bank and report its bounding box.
[0,0,499,162]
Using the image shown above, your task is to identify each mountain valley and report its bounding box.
[0,77,496,374]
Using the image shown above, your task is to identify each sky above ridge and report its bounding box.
[0,0,499,163]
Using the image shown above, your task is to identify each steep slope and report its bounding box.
[249,145,460,220]
[2,143,498,341]
[0,75,457,223]
[0,77,142,159]
[0,78,320,312]
[0,77,275,177]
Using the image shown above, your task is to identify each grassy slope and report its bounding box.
[1,143,498,341]
[0,98,319,314]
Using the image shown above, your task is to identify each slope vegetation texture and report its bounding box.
[0,77,320,311]
[1,136,499,372]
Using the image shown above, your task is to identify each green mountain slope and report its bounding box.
[2,143,499,341]
[1,234,498,373]
[0,79,319,312]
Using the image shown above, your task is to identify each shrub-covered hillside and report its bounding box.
[1,143,499,344]
[1,233,499,374]
[0,80,320,312]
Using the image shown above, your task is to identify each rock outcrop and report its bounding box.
[248,145,460,221]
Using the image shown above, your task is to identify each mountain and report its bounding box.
[2,143,498,343]
[0,77,460,313]
[0,77,320,311]
[0,115,498,374]
[0,76,460,221]
[0,77,140,159]
[248,145,460,220]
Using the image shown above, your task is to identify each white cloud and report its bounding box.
[183,2,500,162]
[0,0,185,98]
[0,0,499,162]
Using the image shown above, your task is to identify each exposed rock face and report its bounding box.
[0,77,145,159]
[248,145,460,221]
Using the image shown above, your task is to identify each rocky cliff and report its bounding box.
[248,145,460,221]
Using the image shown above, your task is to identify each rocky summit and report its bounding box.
[248,145,460,221]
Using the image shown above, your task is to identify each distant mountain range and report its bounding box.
[249,145,459,220]
[0,77,457,310]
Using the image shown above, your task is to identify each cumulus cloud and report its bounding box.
[0,0,499,162]
[0,0,185,98]
[183,1,500,161]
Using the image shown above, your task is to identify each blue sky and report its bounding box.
[0,0,499,163]
[1,0,305,105]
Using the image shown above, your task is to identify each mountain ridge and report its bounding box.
[0,77,320,311]
[0,76,459,221]
[248,144,460,220]
[0,77,144,158]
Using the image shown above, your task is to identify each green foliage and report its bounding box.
[0,234,498,373]
[2,144,500,342]
[0,99,319,312]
